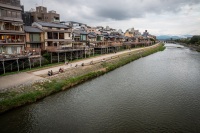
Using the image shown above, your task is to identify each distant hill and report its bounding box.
[157,35,193,40]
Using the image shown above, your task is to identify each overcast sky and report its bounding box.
[21,0,200,36]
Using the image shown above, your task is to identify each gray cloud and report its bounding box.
[21,0,200,35]
[21,0,200,21]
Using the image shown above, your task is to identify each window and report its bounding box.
[47,42,52,46]
[5,22,10,30]
[2,9,6,17]
[53,32,58,39]
[16,35,24,42]
[7,10,11,17]
[30,43,40,48]
[47,32,53,39]
[0,35,5,42]
[81,35,86,41]
[30,34,40,42]
[59,33,64,39]
[11,35,16,42]
[12,11,16,18]
[17,12,21,18]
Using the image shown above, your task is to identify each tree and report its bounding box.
[189,35,200,44]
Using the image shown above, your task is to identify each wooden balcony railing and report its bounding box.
[25,47,41,55]
[46,45,87,52]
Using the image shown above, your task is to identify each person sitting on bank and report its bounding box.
[59,68,64,73]
[48,71,51,76]
[65,61,69,65]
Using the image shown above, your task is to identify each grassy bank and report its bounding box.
[0,43,165,114]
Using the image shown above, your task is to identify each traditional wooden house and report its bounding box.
[24,26,44,55]
[72,29,89,48]
[32,22,72,51]
[88,32,96,43]
[0,0,25,56]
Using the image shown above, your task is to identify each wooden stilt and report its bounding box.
[85,49,86,58]
[16,59,19,71]
[65,52,66,62]
[2,60,5,74]
[33,58,34,67]
[71,51,72,61]
[29,58,31,69]
[11,63,12,71]
[58,52,60,63]
[81,51,83,58]
[40,56,42,67]
[51,52,52,63]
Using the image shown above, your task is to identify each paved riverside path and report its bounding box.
[0,73,45,90]
[0,44,159,90]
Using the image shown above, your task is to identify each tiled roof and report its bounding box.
[36,22,68,28]
[88,34,96,38]
[24,26,43,33]
[73,30,88,35]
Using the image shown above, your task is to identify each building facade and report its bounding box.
[22,6,60,25]
[24,26,44,55]
[32,22,72,51]
[22,5,33,26]
[0,0,25,55]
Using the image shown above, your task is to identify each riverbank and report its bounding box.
[0,43,165,114]
[178,43,200,52]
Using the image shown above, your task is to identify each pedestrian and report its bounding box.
[59,68,64,73]
[65,61,69,65]
[48,71,51,76]
[51,70,53,75]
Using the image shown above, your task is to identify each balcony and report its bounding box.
[25,47,41,55]
[0,48,41,60]
[46,45,86,52]
[0,22,24,33]
[109,42,123,46]
[0,35,25,44]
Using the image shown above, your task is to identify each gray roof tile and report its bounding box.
[24,26,43,33]
[36,22,68,28]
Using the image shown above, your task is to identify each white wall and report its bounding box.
[64,33,72,39]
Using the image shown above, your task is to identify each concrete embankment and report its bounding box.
[0,43,165,114]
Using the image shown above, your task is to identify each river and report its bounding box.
[1,43,200,133]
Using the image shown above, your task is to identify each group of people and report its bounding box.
[47,68,64,76]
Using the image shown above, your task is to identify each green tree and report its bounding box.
[189,35,200,44]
